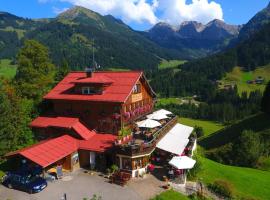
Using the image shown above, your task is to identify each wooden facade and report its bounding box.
[50,77,154,134]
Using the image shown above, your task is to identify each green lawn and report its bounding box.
[0,59,17,79]
[220,65,270,95]
[158,59,186,70]
[198,157,270,200]
[151,190,189,200]
[156,98,182,106]
[179,117,225,137]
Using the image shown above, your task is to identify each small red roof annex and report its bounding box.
[31,117,96,140]
[6,135,78,168]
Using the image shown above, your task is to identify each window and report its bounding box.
[122,157,132,170]
[82,87,94,94]
[133,84,141,94]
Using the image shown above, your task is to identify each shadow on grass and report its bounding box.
[199,113,270,150]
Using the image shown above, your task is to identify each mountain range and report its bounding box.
[0,3,270,70]
[143,19,242,57]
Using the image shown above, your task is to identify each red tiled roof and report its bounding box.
[30,117,95,140]
[79,134,117,152]
[72,74,114,84]
[72,122,96,140]
[44,71,143,103]
[6,133,117,167]
[31,117,79,128]
[7,135,78,168]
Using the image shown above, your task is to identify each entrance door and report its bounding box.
[72,152,80,170]
[90,152,96,170]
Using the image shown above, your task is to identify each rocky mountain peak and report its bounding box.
[179,21,205,32]
[148,22,176,34]
[57,6,100,20]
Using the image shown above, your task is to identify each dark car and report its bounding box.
[2,172,47,193]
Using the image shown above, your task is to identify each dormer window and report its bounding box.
[82,87,94,95]
[133,84,141,94]
[81,86,102,95]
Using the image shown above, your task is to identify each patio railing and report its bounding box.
[116,116,178,157]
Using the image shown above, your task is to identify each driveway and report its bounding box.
[0,170,164,200]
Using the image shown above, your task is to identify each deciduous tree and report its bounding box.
[14,40,55,103]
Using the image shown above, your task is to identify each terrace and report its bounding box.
[116,114,178,157]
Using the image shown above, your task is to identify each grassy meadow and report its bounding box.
[199,113,270,150]
[220,65,270,95]
[0,59,17,79]
[198,157,270,200]
[158,59,186,70]
[179,117,225,137]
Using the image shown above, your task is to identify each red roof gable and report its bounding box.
[44,71,143,103]
[31,117,96,140]
[79,134,117,152]
[7,135,78,168]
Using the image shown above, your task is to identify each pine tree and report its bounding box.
[55,59,70,82]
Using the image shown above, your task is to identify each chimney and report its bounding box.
[85,67,93,77]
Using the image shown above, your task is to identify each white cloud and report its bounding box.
[158,0,223,25]
[53,6,69,14]
[59,0,159,24]
[40,0,223,27]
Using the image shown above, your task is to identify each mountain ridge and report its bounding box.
[238,2,270,40]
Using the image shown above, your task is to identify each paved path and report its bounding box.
[128,174,164,200]
[0,170,164,200]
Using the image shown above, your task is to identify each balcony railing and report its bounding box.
[116,116,178,157]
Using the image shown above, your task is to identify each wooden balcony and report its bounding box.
[116,116,178,157]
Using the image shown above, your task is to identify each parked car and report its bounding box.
[2,171,47,193]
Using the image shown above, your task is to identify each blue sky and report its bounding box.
[0,0,269,30]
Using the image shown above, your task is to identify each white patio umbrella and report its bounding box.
[154,109,172,115]
[147,113,169,120]
[169,156,196,169]
[136,119,161,128]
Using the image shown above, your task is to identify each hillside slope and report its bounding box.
[199,113,270,150]
[0,12,45,58]
[239,2,270,41]
[198,157,270,200]
[0,6,183,70]
[220,65,270,94]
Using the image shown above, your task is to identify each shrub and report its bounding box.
[188,154,202,180]
[233,130,262,167]
[110,164,119,173]
[194,126,204,138]
[205,143,233,165]
[207,180,234,199]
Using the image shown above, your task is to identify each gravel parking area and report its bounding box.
[0,170,164,200]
